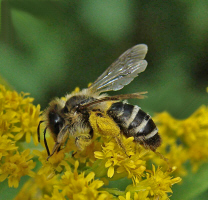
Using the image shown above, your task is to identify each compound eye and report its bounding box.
[49,111,64,136]
[63,105,69,113]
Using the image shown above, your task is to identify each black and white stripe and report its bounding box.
[107,102,161,151]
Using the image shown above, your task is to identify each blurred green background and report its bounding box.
[0,1,208,200]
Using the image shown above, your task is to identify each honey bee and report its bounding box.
[38,44,161,160]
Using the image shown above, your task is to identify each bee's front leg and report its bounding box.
[47,126,69,160]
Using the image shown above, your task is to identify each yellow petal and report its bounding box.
[107,166,114,178]
[26,132,31,143]
[94,151,104,159]
[86,172,95,182]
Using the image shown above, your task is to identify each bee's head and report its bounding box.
[37,98,68,159]
[45,99,65,141]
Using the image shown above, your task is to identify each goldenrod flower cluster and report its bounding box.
[1,85,207,199]
[0,85,39,188]
[152,105,208,175]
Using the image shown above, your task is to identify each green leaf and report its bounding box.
[172,163,208,200]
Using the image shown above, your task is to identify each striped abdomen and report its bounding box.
[107,102,161,151]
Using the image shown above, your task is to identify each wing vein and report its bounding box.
[88,44,148,94]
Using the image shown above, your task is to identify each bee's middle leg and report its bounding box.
[75,129,93,151]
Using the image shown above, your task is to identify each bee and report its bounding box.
[38,44,161,160]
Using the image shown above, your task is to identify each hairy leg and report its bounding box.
[75,133,92,151]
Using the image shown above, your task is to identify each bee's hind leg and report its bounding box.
[114,135,130,157]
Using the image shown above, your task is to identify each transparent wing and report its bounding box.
[88,44,148,94]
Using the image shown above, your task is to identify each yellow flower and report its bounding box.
[42,188,66,200]
[0,134,17,160]
[118,191,150,200]
[17,103,41,144]
[94,136,147,184]
[0,149,35,188]
[0,85,41,188]
[180,106,208,171]
[0,85,32,110]
[15,174,59,200]
[153,105,208,174]
[126,165,181,200]
[0,85,41,145]
[133,191,150,200]
[0,109,20,138]
[33,136,70,180]
[119,192,132,200]
[54,160,113,200]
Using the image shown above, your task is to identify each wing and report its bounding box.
[79,92,147,110]
[88,44,148,94]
